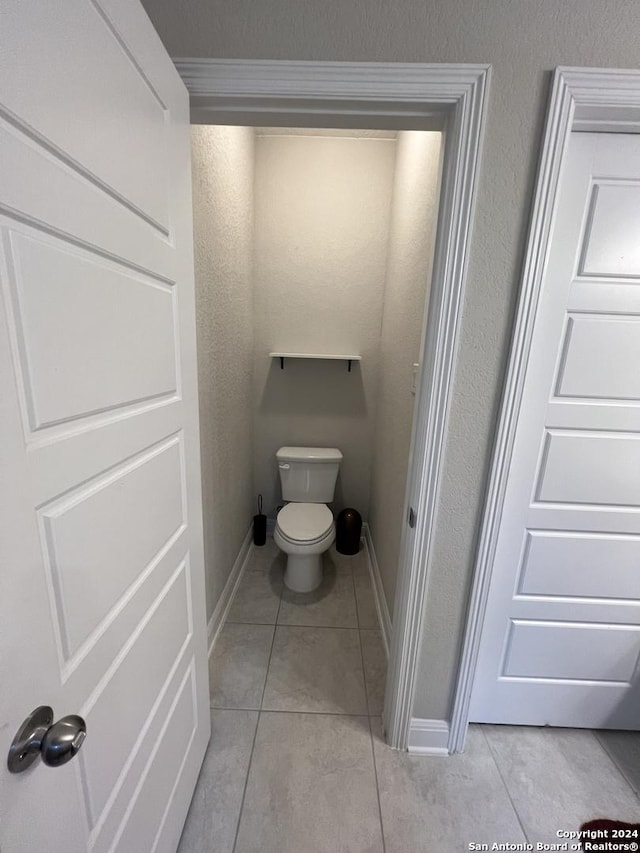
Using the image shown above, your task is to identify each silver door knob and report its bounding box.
[7,706,87,773]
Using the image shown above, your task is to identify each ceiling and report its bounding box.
[255,127,398,139]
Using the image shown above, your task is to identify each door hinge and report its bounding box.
[411,363,419,395]
[408,507,416,528]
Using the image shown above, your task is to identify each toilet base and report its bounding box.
[284,552,323,593]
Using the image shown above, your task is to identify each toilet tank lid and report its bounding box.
[276,446,343,463]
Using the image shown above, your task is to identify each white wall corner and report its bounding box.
[207,522,253,655]
[407,718,450,755]
[362,523,392,657]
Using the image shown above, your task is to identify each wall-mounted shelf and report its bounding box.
[270,352,362,372]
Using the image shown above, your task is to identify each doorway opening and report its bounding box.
[191,121,443,733]
[177,59,490,751]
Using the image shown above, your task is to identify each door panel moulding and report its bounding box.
[173,58,491,752]
[451,66,640,754]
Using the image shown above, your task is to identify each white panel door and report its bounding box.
[0,2,210,851]
[470,132,640,729]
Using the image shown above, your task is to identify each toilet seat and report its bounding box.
[276,502,333,544]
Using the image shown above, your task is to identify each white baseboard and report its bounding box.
[361,523,392,658]
[408,718,450,755]
[207,523,253,656]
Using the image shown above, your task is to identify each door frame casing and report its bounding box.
[173,58,490,750]
[451,66,640,753]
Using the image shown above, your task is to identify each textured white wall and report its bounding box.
[252,133,396,517]
[191,126,255,622]
[141,0,640,721]
[369,131,442,614]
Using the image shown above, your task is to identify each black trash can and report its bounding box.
[336,508,362,555]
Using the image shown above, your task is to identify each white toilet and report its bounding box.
[273,446,343,593]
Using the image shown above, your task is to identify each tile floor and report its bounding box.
[178,537,640,853]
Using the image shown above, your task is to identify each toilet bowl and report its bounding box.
[274,502,335,593]
[274,446,343,593]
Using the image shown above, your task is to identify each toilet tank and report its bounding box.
[276,447,343,503]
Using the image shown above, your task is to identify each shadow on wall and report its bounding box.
[258,358,367,417]
[255,357,369,516]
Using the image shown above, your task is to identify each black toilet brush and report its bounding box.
[253,494,267,546]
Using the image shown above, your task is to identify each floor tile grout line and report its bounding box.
[231,546,282,853]
[353,537,387,848]
[258,570,284,712]
[350,556,360,629]
[368,716,388,853]
[591,730,640,801]
[277,622,360,629]
[226,619,362,630]
[353,545,386,717]
[355,590,381,715]
[229,708,260,853]
[210,703,382,717]
[479,726,532,844]
[221,708,373,719]
[357,624,371,717]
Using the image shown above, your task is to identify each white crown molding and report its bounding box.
[561,66,640,117]
[449,66,640,754]
[174,58,489,100]
[173,58,489,128]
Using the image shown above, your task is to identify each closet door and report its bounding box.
[470,132,640,729]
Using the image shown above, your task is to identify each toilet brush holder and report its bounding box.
[253,494,267,546]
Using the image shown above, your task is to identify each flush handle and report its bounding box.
[8,706,87,773]
[278,463,290,470]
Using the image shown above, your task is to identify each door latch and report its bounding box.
[7,706,86,773]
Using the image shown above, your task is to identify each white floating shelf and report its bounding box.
[270,352,362,372]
